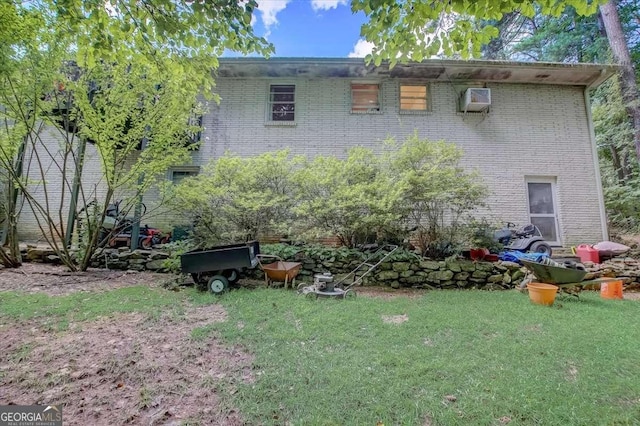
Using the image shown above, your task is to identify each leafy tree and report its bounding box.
[0,5,71,267]
[351,0,605,66]
[293,147,402,248]
[388,133,487,258]
[1,0,271,269]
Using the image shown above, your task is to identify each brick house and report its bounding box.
[17,58,616,247]
[180,58,615,247]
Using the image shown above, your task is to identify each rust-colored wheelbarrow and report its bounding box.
[256,254,303,289]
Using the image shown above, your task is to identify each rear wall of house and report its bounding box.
[192,77,605,247]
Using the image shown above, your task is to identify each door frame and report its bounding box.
[524,176,562,246]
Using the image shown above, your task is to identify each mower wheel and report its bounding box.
[530,241,552,256]
[208,275,229,294]
[343,289,356,299]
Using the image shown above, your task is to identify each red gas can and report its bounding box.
[576,244,600,264]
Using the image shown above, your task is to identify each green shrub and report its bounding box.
[388,132,487,258]
[292,146,402,248]
[161,239,197,273]
[167,150,301,247]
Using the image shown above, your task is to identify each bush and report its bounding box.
[292,147,402,248]
[166,133,488,259]
[168,150,301,247]
[387,132,487,258]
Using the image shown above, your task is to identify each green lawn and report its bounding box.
[2,286,639,425]
[207,289,640,425]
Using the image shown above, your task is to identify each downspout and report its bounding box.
[583,86,609,241]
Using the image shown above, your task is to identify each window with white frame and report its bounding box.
[268,84,295,121]
[400,84,429,111]
[170,168,200,185]
[351,83,380,113]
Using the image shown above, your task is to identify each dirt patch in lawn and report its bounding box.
[0,262,174,295]
[0,264,256,425]
[0,293,253,425]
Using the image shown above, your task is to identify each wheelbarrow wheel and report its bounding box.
[208,275,229,294]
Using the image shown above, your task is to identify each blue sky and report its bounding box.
[231,0,374,57]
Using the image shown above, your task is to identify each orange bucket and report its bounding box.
[527,282,559,306]
[600,280,623,300]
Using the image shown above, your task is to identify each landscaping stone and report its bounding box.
[472,270,490,279]
[446,261,462,273]
[418,260,440,270]
[487,274,504,283]
[400,270,415,278]
[377,271,399,281]
[149,251,170,260]
[454,272,470,281]
[392,262,411,272]
[20,241,640,292]
[146,259,166,270]
[459,261,476,272]
[429,270,454,281]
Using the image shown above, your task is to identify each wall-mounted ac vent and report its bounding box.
[463,88,491,112]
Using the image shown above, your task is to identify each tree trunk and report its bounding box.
[600,0,640,163]
[609,144,626,183]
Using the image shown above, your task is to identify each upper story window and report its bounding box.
[400,84,429,112]
[170,167,200,185]
[268,84,295,122]
[351,83,380,113]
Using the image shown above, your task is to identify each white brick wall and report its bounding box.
[18,77,606,247]
[197,77,605,247]
[17,125,109,241]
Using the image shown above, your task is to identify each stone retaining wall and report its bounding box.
[18,244,640,290]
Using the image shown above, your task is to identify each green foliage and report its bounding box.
[293,146,402,248]
[466,218,505,253]
[168,150,302,247]
[499,6,609,62]
[259,243,303,261]
[593,77,640,229]
[170,134,487,259]
[160,239,197,273]
[351,0,606,64]
[0,0,272,270]
[388,132,488,258]
[33,0,272,96]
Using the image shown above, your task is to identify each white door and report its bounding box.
[526,179,561,245]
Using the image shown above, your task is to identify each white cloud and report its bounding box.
[348,39,374,58]
[257,0,292,29]
[311,0,348,11]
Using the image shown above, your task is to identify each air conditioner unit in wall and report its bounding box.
[463,88,491,112]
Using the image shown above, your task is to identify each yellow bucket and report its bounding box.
[527,282,559,306]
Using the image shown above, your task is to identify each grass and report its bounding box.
[0,286,214,330]
[206,289,640,425]
[2,286,640,425]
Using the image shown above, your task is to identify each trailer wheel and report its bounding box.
[208,275,229,294]
[222,269,240,284]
